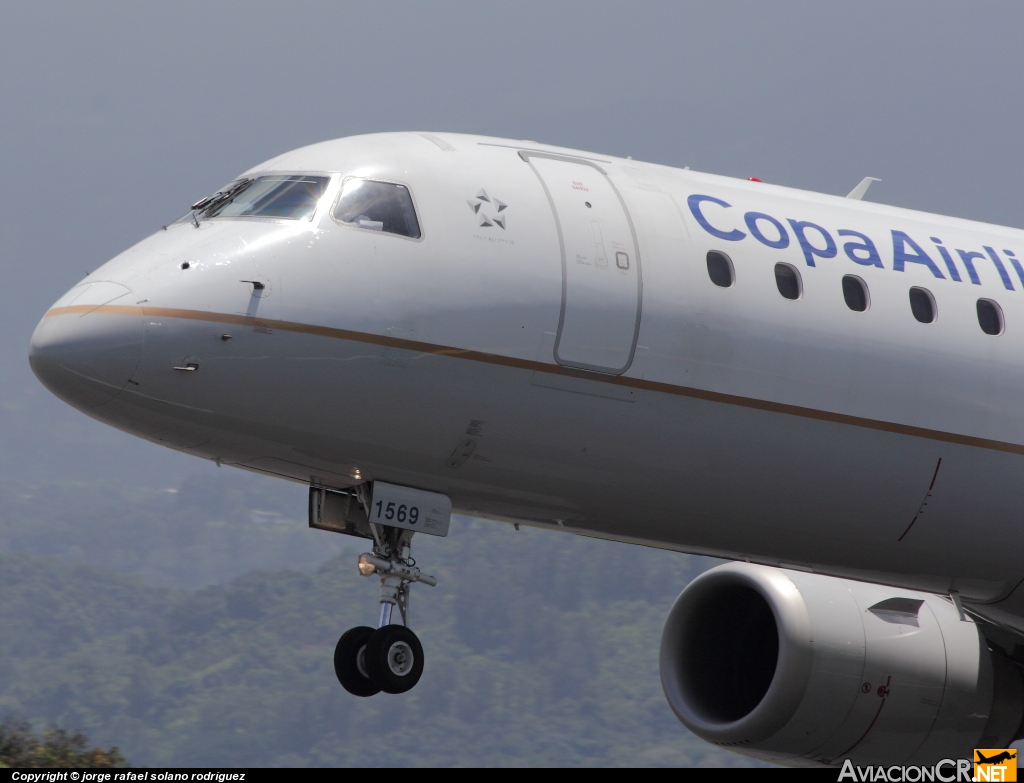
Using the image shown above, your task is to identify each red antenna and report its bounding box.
[747,177,762,182]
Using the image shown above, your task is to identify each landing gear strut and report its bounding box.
[333,524,436,696]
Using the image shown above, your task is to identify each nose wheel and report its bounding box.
[333,626,381,697]
[334,624,425,696]
[334,525,436,697]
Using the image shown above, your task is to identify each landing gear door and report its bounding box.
[311,483,452,538]
[368,482,452,537]
[522,152,642,375]
[309,485,373,539]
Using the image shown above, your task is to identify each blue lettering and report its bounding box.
[744,212,789,249]
[787,220,836,267]
[929,238,962,282]
[892,231,945,279]
[686,195,745,241]
[983,247,1014,290]
[838,229,883,268]
[956,249,985,285]
[1004,249,1024,288]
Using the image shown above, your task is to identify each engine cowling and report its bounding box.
[660,563,1024,766]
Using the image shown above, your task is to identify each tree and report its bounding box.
[0,718,126,768]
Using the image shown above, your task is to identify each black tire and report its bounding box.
[365,625,424,694]
[334,626,381,697]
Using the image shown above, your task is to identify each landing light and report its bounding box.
[357,553,376,576]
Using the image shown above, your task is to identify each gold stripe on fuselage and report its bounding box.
[45,304,1024,457]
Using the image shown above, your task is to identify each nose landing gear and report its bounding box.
[333,526,437,697]
[310,481,450,697]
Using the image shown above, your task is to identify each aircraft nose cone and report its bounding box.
[29,281,144,409]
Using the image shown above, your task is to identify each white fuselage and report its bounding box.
[28,132,1024,630]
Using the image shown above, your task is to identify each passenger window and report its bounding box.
[706,251,734,288]
[333,178,421,238]
[842,275,869,312]
[977,299,1004,335]
[774,263,801,300]
[909,287,936,324]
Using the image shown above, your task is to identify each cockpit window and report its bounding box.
[198,175,330,221]
[332,178,421,238]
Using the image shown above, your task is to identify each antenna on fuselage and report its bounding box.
[846,177,880,200]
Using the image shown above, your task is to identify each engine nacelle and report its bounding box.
[660,563,1024,766]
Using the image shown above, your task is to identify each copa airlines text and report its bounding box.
[689,193,1024,287]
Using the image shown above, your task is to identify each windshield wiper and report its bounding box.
[189,178,254,226]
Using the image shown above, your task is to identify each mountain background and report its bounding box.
[3,1,1024,767]
[0,474,748,767]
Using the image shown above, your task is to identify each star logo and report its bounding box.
[467,189,507,229]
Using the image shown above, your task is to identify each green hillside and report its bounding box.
[0,475,758,767]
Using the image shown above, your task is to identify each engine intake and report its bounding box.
[660,563,1024,766]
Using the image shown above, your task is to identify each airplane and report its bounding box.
[977,750,1017,765]
[27,131,1024,767]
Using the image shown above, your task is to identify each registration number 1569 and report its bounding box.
[374,500,418,525]
[368,481,452,537]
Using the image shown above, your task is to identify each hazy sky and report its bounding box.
[3,1,1024,485]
